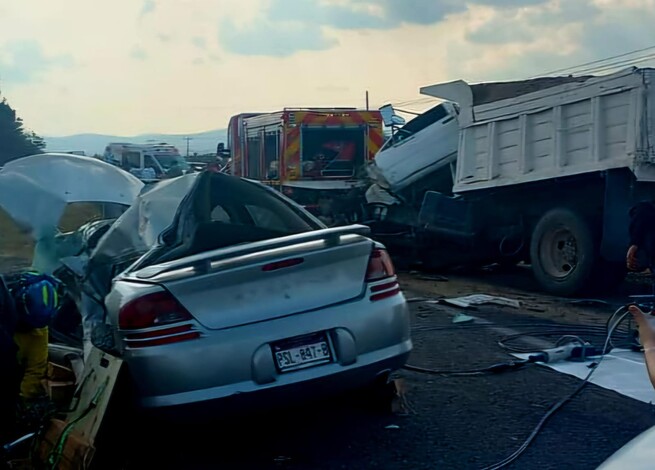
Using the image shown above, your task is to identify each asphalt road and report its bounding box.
[104,268,655,470]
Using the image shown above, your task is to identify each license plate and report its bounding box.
[272,333,332,372]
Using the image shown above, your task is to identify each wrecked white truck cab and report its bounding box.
[367,102,459,199]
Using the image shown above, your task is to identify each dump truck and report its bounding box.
[226,108,384,225]
[367,67,655,296]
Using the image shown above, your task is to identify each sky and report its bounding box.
[1,0,654,137]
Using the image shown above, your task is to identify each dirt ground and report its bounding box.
[105,267,655,470]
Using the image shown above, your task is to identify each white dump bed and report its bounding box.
[421,67,655,193]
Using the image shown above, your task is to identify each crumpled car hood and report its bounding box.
[0,153,144,240]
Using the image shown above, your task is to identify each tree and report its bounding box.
[0,97,45,165]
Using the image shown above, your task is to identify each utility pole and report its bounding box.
[184,137,192,158]
[365,90,369,111]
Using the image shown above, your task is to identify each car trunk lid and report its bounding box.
[126,226,374,330]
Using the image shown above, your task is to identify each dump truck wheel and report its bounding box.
[530,208,596,296]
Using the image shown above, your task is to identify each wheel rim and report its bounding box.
[538,226,579,279]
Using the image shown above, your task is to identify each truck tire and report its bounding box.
[530,208,597,296]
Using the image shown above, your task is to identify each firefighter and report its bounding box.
[0,277,19,444]
[627,201,655,272]
[11,272,62,429]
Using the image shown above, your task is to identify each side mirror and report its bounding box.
[391,115,406,126]
[379,104,406,127]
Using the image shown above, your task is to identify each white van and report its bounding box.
[103,143,190,180]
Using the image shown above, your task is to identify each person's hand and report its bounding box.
[629,305,655,349]
[627,245,641,271]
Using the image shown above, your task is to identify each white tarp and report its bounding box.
[514,349,654,404]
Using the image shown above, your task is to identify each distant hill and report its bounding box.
[44,129,227,158]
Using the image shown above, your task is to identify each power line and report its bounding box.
[573,53,655,76]
[531,44,655,78]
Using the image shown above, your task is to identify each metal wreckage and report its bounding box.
[0,152,411,469]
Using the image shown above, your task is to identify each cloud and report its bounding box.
[220,19,337,57]
[471,0,548,7]
[220,0,464,56]
[466,0,600,44]
[4,0,655,138]
[192,58,205,66]
[158,33,172,43]
[356,0,464,26]
[130,46,148,61]
[448,0,655,85]
[0,40,73,84]
[467,15,533,44]
[140,0,156,18]
[577,3,655,61]
[192,37,206,49]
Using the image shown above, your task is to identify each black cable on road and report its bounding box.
[479,307,631,470]
[403,360,530,377]
[408,301,637,469]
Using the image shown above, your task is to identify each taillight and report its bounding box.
[366,248,396,281]
[366,248,400,301]
[119,291,200,348]
[262,257,304,272]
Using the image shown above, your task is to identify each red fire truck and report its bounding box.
[226,108,384,224]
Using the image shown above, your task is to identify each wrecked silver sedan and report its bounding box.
[0,153,412,416]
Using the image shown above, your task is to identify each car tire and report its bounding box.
[530,208,597,296]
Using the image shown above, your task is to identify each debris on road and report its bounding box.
[526,307,547,313]
[406,297,430,303]
[416,274,449,282]
[439,294,521,309]
[452,313,475,324]
[34,346,123,469]
[568,299,611,308]
[390,379,413,416]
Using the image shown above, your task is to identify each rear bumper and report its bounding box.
[141,350,410,422]
[123,294,411,413]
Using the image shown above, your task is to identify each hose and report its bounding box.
[404,360,530,377]
[408,303,636,469]
[480,306,631,470]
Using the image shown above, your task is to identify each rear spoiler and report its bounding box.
[131,224,372,280]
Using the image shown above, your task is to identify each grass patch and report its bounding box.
[0,202,105,272]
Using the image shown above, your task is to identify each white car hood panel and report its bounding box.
[0,153,144,239]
